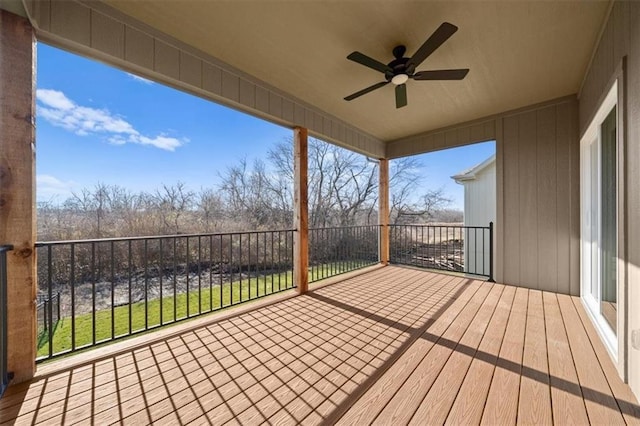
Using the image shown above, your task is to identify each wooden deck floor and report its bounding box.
[1,266,639,425]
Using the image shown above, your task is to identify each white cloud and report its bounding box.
[36,89,185,151]
[37,89,75,110]
[37,174,77,200]
[127,73,153,85]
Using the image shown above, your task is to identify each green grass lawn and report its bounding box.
[37,260,375,359]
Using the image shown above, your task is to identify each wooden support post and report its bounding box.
[0,10,37,383]
[379,158,390,265]
[293,127,309,294]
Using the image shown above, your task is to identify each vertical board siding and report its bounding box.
[386,119,496,158]
[518,110,538,289]
[579,1,628,134]
[536,106,558,293]
[555,102,572,295]
[27,0,385,158]
[50,0,90,46]
[502,115,521,286]
[502,101,578,294]
[90,11,124,59]
[387,97,578,295]
[153,40,180,80]
[124,27,154,69]
[239,79,256,109]
[179,51,202,89]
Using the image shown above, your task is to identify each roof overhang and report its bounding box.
[452,154,496,184]
[13,0,610,158]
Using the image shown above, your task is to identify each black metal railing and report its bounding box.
[0,245,13,397]
[309,225,379,283]
[389,223,493,280]
[37,292,60,345]
[35,230,294,361]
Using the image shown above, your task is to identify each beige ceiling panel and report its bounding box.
[105,0,609,142]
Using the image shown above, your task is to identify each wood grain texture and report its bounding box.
[517,289,552,424]
[445,285,515,425]
[0,10,37,384]
[481,286,528,425]
[1,267,638,424]
[543,292,589,424]
[372,283,493,425]
[571,296,640,425]
[336,275,477,425]
[378,159,389,265]
[557,294,626,425]
[293,127,309,294]
[408,284,504,425]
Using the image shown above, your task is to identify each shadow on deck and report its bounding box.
[1,266,639,425]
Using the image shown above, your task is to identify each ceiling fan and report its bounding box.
[344,22,469,109]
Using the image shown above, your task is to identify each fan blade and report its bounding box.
[347,51,393,74]
[395,84,407,108]
[407,22,458,72]
[412,69,469,80]
[344,81,390,101]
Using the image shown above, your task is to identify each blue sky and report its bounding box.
[36,43,494,210]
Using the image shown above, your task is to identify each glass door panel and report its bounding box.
[600,107,617,330]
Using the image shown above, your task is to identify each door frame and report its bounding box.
[579,58,627,379]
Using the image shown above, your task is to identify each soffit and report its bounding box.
[104,0,609,142]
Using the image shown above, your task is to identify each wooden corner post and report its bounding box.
[293,127,309,294]
[0,10,37,383]
[379,158,390,265]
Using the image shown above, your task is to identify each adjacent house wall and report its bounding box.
[456,159,496,276]
[578,0,640,400]
[457,159,496,228]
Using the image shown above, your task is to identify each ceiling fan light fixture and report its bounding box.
[391,74,408,85]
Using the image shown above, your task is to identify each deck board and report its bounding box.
[570,296,640,425]
[408,284,505,425]
[543,292,589,424]
[445,285,516,425]
[481,286,528,425]
[0,266,638,425]
[557,294,626,425]
[517,289,553,424]
[371,282,491,425]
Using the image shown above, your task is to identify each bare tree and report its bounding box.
[36,137,460,241]
[151,182,194,234]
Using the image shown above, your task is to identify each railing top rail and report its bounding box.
[309,225,379,231]
[389,224,490,230]
[35,229,296,246]
[0,245,13,253]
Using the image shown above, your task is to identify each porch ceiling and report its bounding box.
[104,0,609,142]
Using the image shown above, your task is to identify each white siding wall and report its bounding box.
[461,163,496,276]
[463,165,496,227]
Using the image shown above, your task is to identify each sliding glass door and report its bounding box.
[600,107,617,331]
[581,82,618,356]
